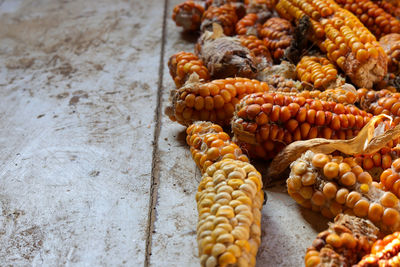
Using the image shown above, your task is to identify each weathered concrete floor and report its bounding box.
[0,0,326,266]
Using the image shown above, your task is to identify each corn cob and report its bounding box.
[380,33,400,75]
[305,214,379,267]
[375,0,400,19]
[196,159,264,267]
[231,92,372,159]
[282,87,358,105]
[259,17,294,62]
[275,0,388,88]
[288,150,400,232]
[262,75,303,93]
[357,232,400,266]
[168,52,210,88]
[186,122,249,173]
[166,77,269,126]
[336,0,400,39]
[296,55,344,89]
[172,1,206,31]
[238,35,272,62]
[235,13,260,35]
[201,4,239,36]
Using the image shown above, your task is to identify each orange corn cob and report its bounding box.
[238,35,272,62]
[235,13,259,35]
[231,92,372,159]
[165,77,269,126]
[378,158,400,200]
[275,0,388,88]
[375,0,400,19]
[380,33,400,74]
[186,122,249,173]
[336,0,400,39]
[296,55,343,89]
[357,232,400,266]
[288,151,400,232]
[168,52,210,88]
[172,1,206,31]
[196,158,264,267]
[259,17,294,62]
[201,4,238,35]
[305,214,379,267]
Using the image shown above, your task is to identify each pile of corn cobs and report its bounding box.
[167,0,400,266]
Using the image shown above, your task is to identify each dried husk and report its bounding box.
[268,114,400,178]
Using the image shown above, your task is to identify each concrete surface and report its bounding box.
[0,0,326,266]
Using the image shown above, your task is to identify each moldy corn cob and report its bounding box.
[186,121,249,173]
[296,55,344,90]
[166,77,269,126]
[168,52,210,88]
[258,17,294,62]
[201,4,239,35]
[357,231,400,266]
[172,1,206,31]
[196,159,264,267]
[380,33,400,75]
[288,151,400,232]
[231,92,372,159]
[305,214,379,267]
[336,0,400,39]
[275,0,388,88]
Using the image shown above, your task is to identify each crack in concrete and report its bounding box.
[144,0,169,266]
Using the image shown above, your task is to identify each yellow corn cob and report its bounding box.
[172,1,206,31]
[186,122,249,173]
[275,0,388,88]
[231,92,372,159]
[166,77,269,126]
[305,214,379,267]
[336,0,400,39]
[168,52,210,88]
[288,151,400,232]
[380,33,400,75]
[196,159,264,267]
[357,232,400,266]
[296,55,343,89]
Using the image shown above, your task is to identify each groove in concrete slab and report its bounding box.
[144,0,169,266]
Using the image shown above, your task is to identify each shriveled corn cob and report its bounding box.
[168,52,210,88]
[201,4,238,35]
[357,231,400,266]
[275,0,388,88]
[172,1,206,31]
[186,121,249,173]
[336,0,400,39]
[305,214,379,267]
[380,33,400,75]
[238,35,272,62]
[196,159,264,267]
[288,151,400,232]
[235,13,260,35]
[296,55,343,89]
[259,17,294,62]
[166,77,269,126]
[231,92,372,159]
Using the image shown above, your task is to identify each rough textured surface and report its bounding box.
[0,0,324,266]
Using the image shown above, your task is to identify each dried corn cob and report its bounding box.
[168,52,210,88]
[196,159,264,267]
[172,1,206,31]
[336,0,400,39]
[201,4,238,35]
[165,77,269,126]
[380,33,400,74]
[275,0,388,88]
[186,121,249,173]
[259,17,294,62]
[357,231,400,266]
[235,13,260,35]
[288,150,400,232]
[305,214,379,267]
[296,55,344,89]
[238,35,272,62]
[232,92,372,159]
[375,0,400,19]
